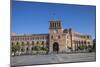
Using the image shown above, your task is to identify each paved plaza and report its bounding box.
[11,52,96,66]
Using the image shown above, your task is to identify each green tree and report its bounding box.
[78,45,87,50]
[40,46,48,51]
[16,43,21,52]
[33,46,40,51]
[87,45,93,52]
[11,44,16,55]
[21,48,25,52]
[11,42,21,55]
[21,42,25,52]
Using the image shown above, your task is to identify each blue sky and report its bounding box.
[12,1,96,39]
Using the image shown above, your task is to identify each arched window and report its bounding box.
[84,41,86,45]
[74,41,76,44]
[37,41,39,44]
[53,23,55,27]
[55,23,57,27]
[31,47,34,51]
[51,22,53,28]
[88,42,90,45]
[27,41,29,46]
[79,41,80,44]
[51,35,53,39]
[12,42,14,46]
[16,42,19,45]
[26,47,29,51]
[32,41,34,45]
[76,41,78,44]
[81,41,83,45]
[22,42,24,46]
[87,36,89,39]
[41,41,44,45]
[57,22,59,27]
[46,41,49,45]
[11,38,13,40]
[58,35,60,39]
[58,22,60,27]
[22,42,24,44]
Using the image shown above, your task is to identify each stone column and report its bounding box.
[49,45,53,53]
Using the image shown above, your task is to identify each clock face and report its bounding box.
[53,29,57,33]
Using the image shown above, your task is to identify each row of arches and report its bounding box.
[11,41,49,54]
[50,22,61,28]
[74,34,91,39]
[73,40,91,46]
[11,36,48,41]
[73,40,91,50]
[51,35,61,40]
[11,41,49,46]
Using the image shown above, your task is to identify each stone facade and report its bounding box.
[11,20,93,53]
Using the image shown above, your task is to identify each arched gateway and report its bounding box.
[53,42,59,52]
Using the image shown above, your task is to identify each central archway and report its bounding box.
[53,42,59,52]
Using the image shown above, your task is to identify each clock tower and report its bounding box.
[49,20,65,53]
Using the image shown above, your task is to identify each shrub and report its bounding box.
[32,46,40,51]
[78,45,87,50]
[42,47,48,51]
[21,48,25,52]
[11,44,21,56]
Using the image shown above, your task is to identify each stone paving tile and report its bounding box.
[11,52,96,66]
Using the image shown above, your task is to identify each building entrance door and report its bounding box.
[53,42,59,53]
